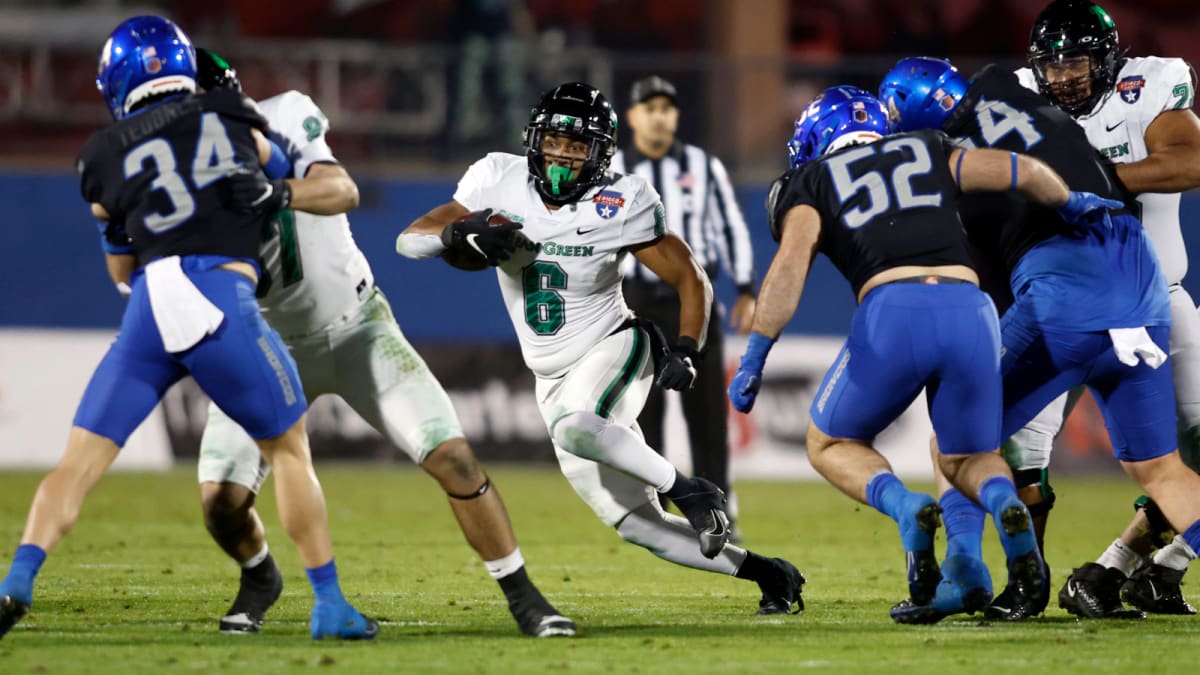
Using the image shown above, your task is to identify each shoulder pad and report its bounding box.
[202,89,268,128]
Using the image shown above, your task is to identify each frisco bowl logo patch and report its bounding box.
[593,190,625,219]
[1118,75,1145,104]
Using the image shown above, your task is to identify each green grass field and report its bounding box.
[0,466,1196,673]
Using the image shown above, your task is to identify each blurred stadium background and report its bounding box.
[1,0,1198,478]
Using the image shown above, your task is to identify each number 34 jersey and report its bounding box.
[254,91,373,337]
[453,153,666,378]
[767,130,973,298]
[77,89,268,266]
[1017,57,1196,285]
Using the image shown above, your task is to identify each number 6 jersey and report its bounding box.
[453,153,666,378]
[767,129,972,298]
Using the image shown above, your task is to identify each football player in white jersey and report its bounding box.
[1012,0,1200,617]
[397,82,805,615]
[191,49,576,638]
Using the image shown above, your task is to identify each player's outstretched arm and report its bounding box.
[727,204,819,412]
[396,200,471,259]
[287,163,360,216]
[952,147,1069,207]
[954,148,1124,231]
[631,233,712,349]
[749,205,821,340]
[1116,109,1200,193]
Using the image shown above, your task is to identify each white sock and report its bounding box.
[484,548,526,580]
[1152,535,1199,572]
[1096,539,1144,576]
[617,504,746,574]
[552,411,677,491]
[242,543,269,569]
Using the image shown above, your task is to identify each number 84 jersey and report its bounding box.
[453,153,666,378]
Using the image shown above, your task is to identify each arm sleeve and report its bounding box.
[262,138,292,179]
[706,154,754,292]
[619,180,667,248]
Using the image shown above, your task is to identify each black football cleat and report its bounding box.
[507,590,577,637]
[1058,563,1145,620]
[985,548,1049,622]
[0,595,30,640]
[219,556,284,634]
[1121,563,1196,615]
[902,500,943,606]
[672,477,732,559]
[756,558,805,615]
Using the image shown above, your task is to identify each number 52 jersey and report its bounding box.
[453,153,666,378]
[767,129,973,298]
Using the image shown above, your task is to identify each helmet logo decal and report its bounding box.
[142,46,162,74]
[593,190,625,219]
[550,113,581,130]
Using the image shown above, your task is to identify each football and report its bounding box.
[440,210,518,272]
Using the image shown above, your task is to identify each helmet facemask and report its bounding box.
[1028,1,1120,117]
[523,83,617,206]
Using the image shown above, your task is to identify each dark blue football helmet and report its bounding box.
[787,87,889,169]
[878,57,969,133]
[97,15,197,120]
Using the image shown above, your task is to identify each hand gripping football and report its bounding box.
[440,210,519,271]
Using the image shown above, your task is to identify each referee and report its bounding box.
[614,75,756,531]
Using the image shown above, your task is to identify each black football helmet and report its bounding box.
[523,82,618,206]
[196,47,241,91]
[1028,0,1121,117]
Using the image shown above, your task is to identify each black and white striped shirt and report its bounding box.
[612,141,755,294]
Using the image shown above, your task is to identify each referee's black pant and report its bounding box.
[623,279,731,496]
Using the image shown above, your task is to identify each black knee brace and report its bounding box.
[447,477,491,500]
[1013,468,1056,518]
[1133,495,1175,546]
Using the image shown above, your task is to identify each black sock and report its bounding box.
[497,566,537,604]
[734,551,774,584]
[242,553,279,586]
[662,470,695,503]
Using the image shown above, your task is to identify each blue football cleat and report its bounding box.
[310,601,380,640]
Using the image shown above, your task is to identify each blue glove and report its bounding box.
[1056,190,1124,236]
[728,332,776,413]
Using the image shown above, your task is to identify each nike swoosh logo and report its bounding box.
[1147,580,1161,601]
[576,227,598,235]
[1067,582,1078,598]
[708,509,727,536]
[1106,120,1125,132]
[465,233,487,257]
